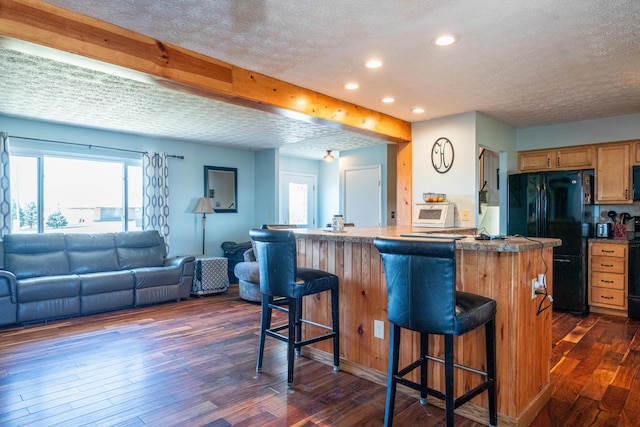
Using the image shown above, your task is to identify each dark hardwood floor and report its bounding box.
[1,285,639,426]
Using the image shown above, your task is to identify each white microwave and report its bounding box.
[412,202,454,228]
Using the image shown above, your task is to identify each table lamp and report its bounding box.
[193,197,215,254]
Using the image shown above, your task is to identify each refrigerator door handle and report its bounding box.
[536,183,542,236]
[540,181,548,237]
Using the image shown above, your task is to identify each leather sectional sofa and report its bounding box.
[0,230,195,326]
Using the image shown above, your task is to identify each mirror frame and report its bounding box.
[204,166,238,213]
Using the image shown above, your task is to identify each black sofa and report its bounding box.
[0,230,195,326]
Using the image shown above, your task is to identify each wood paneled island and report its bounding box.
[293,226,560,427]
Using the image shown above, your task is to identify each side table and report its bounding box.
[191,256,230,296]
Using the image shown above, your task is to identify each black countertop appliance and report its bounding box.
[508,170,594,315]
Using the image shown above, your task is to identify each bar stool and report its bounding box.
[373,236,497,427]
[250,228,340,387]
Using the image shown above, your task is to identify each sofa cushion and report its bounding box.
[133,266,180,289]
[115,231,165,269]
[17,275,81,302]
[234,261,260,284]
[4,233,70,279]
[65,233,120,274]
[80,270,135,295]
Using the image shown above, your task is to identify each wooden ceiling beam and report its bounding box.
[0,0,411,143]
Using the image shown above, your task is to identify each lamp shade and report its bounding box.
[193,197,215,214]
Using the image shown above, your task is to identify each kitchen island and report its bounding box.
[293,226,560,427]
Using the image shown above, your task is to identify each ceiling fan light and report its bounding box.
[324,150,335,161]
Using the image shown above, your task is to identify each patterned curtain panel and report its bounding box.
[142,152,170,250]
[0,133,11,238]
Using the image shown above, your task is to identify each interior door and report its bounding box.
[280,173,316,227]
[344,166,381,226]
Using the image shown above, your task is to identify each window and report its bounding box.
[10,154,142,233]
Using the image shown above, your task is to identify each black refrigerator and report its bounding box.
[508,170,594,315]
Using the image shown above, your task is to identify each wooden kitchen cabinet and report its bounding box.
[595,143,631,204]
[518,150,552,172]
[633,140,640,165]
[518,146,594,172]
[589,241,628,316]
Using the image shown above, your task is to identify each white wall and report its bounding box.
[412,112,477,228]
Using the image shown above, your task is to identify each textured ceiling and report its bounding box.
[0,47,384,158]
[2,0,640,158]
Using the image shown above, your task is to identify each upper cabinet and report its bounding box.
[596,143,631,204]
[633,140,640,165]
[518,146,594,172]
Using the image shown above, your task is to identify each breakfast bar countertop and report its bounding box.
[294,225,559,426]
[293,225,561,252]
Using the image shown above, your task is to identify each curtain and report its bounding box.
[0,133,11,238]
[142,152,170,251]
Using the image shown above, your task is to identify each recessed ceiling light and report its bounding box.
[365,59,383,69]
[381,97,395,103]
[412,108,425,114]
[344,83,359,90]
[434,34,457,46]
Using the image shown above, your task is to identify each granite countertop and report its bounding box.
[293,226,561,252]
[588,238,630,245]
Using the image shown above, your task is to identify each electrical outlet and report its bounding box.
[532,279,537,299]
[374,320,384,339]
[461,209,469,221]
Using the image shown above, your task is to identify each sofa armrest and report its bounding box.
[243,248,256,262]
[165,255,196,276]
[0,270,18,303]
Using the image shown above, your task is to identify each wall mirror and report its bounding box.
[204,166,237,213]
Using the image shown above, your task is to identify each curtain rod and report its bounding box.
[8,135,185,159]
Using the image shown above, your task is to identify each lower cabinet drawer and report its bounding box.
[591,271,626,290]
[590,256,626,274]
[590,287,626,308]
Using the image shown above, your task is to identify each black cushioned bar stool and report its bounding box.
[373,236,497,427]
[250,228,340,387]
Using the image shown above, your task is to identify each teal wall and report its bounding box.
[254,149,278,229]
[339,144,394,226]
[4,109,637,252]
[0,115,257,257]
[318,158,340,228]
[516,113,640,150]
